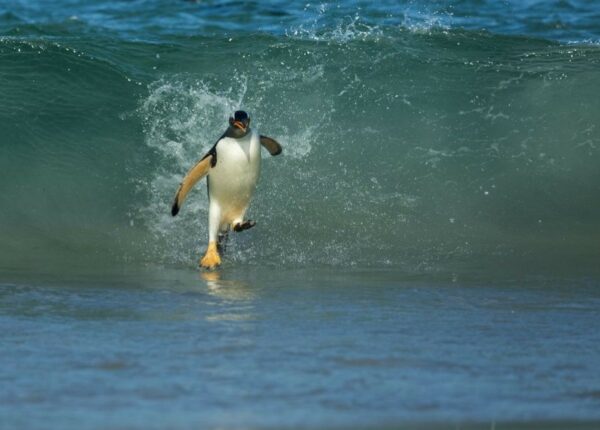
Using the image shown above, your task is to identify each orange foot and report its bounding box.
[200,241,221,269]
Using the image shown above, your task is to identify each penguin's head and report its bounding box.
[228,110,251,137]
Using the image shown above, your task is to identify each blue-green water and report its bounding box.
[1,1,600,428]
[2,268,600,429]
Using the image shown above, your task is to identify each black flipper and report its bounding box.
[259,135,282,156]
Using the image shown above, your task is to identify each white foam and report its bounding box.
[286,14,384,43]
[135,75,328,264]
[136,78,248,263]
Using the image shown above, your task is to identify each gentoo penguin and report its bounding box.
[171,110,282,269]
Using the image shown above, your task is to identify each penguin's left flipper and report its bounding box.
[233,220,256,232]
[171,154,213,216]
[260,135,282,156]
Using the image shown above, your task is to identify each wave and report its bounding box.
[1,24,599,274]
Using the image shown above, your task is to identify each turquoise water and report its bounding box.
[1,1,600,428]
[1,0,600,272]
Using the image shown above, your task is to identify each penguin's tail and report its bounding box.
[217,231,229,254]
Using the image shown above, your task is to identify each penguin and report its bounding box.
[171,110,282,269]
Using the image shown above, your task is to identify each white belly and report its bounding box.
[208,130,261,226]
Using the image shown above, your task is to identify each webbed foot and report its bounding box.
[233,220,256,232]
[200,241,221,269]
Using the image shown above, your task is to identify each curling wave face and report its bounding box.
[1,0,600,275]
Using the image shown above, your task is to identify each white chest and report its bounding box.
[218,131,259,164]
[208,130,261,199]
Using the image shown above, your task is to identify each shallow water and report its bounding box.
[2,267,600,429]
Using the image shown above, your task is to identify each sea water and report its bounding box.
[1,1,600,428]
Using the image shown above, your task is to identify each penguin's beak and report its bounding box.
[233,120,246,131]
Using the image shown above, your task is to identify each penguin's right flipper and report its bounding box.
[171,155,213,216]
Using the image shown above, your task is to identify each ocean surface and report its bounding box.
[1,0,600,429]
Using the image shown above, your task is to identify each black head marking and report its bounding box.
[227,110,251,138]
[234,111,248,121]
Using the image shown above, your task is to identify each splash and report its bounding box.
[135,73,325,265]
[135,78,247,263]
